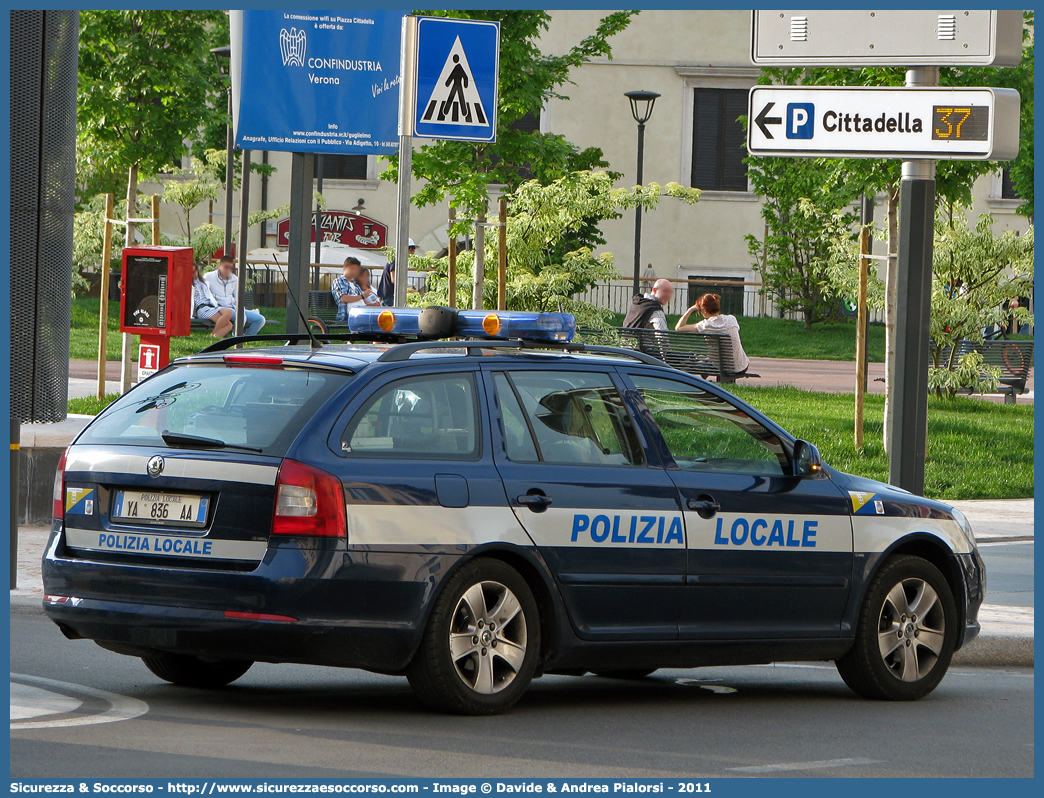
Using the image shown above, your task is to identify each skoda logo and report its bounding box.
[146,456,165,478]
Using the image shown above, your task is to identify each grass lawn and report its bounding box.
[608,312,885,362]
[71,298,289,362]
[70,382,1031,502]
[729,385,1033,501]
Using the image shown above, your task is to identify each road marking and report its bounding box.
[10,673,148,730]
[729,757,882,773]
[675,678,738,694]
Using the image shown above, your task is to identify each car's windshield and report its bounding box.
[79,364,349,457]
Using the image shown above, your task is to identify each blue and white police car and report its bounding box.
[43,306,984,714]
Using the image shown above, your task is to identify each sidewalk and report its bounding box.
[11,500,1032,666]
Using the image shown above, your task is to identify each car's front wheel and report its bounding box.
[142,653,253,688]
[836,555,957,700]
[407,559,540,715]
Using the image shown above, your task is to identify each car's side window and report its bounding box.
[502,370,644,467]
[492,373,539,462]
[631,375,786,475]
[341,372,479,458]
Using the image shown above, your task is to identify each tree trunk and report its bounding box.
[882,181,898,454]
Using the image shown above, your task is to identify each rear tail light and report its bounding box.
[272,459,346,537]
[52,448,68,522]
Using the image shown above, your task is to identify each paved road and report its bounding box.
[11,608,1033,779]
[979,541,1034,607]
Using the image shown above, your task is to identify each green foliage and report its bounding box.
[162,158,221,243]
[382,10,636,229]
[744,155,858,329]
[77,11,230,199]
[929,211,1034,396]
[729,385,1033,500]
[406,171,699,331]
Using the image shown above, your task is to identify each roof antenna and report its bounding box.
[270,257,322,349]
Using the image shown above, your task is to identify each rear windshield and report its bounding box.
[79,364,349,456]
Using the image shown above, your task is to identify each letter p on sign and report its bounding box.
[787,103,815,139]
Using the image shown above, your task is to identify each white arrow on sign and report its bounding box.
[747,86,1020,161]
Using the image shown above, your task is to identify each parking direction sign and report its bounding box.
[413,17,499,142]
[747,86,1020,161]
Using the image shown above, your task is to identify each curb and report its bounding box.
[10,592,1032,668]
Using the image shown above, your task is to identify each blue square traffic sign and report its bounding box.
[786,103,815,139]
[413,17,500,142]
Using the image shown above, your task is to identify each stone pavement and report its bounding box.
[11,499,1032,666]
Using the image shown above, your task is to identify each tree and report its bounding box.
[744,155,860,329]
[162,158,221,244]
[929,211,1034,397]
[381,10,636,228]
[407,171,699,330]
[77,10,230,245]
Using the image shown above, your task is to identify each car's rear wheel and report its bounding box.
[407,559,540,715]
[836,555,956,700]
[594,669,657,680]
[142,653,253,689]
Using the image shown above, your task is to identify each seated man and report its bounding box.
[331,257,366,322]
[204,255,267,336]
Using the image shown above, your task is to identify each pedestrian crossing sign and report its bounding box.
[413,17,499,142]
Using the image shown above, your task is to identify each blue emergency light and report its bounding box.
[347,306,576,343]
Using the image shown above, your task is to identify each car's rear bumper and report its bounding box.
[42,531,461,672]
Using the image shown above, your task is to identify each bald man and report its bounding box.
[622,277,674,331]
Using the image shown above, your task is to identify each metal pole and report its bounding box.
[121,165,137,394]
[286,152,315,335]
[860,195,874,391]
[224,90,235,259]
[631,120,646,297]
[313,155,323,290]
[151,195,160,245]
[236,150,251,339]
[10,417,19,589]
[888,68,938,495]
[498,197,508,311]
[97,193,114,400]
[447,206,457,308]
[394,15,418,309]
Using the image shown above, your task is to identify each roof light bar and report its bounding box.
[347,306,576,342]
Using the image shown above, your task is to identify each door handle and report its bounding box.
[516,493,553,511]
[687,497,720,516]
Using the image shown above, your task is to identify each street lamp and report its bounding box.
[211,45,234,261]
[624,89,660,297]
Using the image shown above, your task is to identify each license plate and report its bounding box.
[111,490,209,528]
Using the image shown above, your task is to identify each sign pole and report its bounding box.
[497,196,508,311]
[472,207,485,310]
[285,152,315,335]
[97,193,114,400]
[313,156,323,290]
[888,67,938,494]
[394,16,418,310]
[236,149,251,339]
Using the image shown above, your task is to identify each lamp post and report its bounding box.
[625,90,660,297]
[211,45,234,260]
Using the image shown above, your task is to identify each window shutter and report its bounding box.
[691,89,722,190]
[721,90,749,192]
[314,155,368,181]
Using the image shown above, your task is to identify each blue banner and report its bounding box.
[231,10,407,155]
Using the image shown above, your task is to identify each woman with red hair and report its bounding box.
[676,293,750,375]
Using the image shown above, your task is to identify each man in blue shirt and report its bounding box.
[332,257,365,322]
[377,239,416,306]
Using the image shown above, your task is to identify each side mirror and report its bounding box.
[792,440,823,478]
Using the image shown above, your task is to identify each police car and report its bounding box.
[43,306,984,715]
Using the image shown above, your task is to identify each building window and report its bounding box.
[690,88,748,192]
[314,154,368,181]
[1001,167,1020,200]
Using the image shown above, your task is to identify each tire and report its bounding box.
[142,653,253,689]
[836,555,957,701]
[307,318,327,335]
[594,669,657,680]
[407,559,540,715]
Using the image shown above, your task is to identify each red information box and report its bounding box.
[118,246,194,379]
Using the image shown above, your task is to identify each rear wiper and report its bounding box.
[160,431,263,454]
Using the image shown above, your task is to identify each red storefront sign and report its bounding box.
[276,211,388,249]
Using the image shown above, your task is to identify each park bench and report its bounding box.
[190,291,273,332]
[610,326,759,384]
[306,290,349,334]
[953,338,1033,404]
